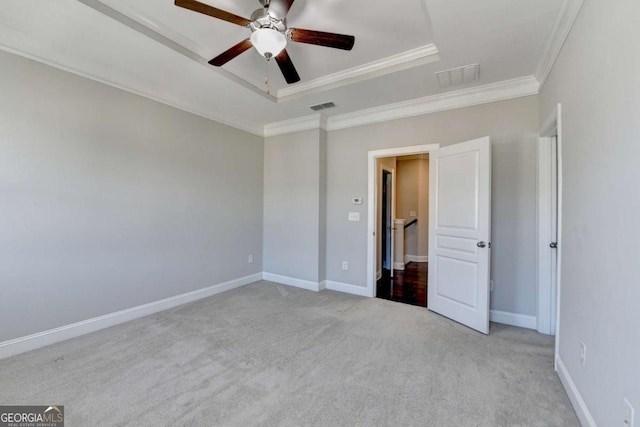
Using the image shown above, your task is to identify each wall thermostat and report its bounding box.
[352,197,363,205]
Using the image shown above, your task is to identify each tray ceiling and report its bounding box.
[0,0,563,133]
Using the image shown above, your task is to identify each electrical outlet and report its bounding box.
[410,210,417,217]
[342,261,349,270]
[248,254,253,264]
[579,341,587,366]
[624,398,635,427]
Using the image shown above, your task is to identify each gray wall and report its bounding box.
[263,129,326,283]
[396,158,429,258]
[417,159,429,258]
[318,129,327,282]
[540,0,640,424]
[326,96,540,315]
[396,159,420,257]
[0,51,264,342]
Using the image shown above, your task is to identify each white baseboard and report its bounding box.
[556,356,597,427]
[376,270,382,281]
[405,255,429,263]
[0,272,263,361]
[318,280,327,291]
[393,262,405,270]
[262,272,321,292]
[324,280,370,297]
[490,310,537,330]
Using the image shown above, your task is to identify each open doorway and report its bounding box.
[376,154,430,307]
[380,169,394,277]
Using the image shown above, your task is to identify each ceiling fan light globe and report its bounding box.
[251,28,287,58]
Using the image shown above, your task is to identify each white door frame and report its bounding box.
[537,104,563,355]
[367,144,440,297]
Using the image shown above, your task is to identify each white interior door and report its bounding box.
[536,134,560,335]
[427,137,492,334]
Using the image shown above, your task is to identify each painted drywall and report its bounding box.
[539,0,640,424]
[0,51,264,342]
[326,96,540,316]
[397,159,420,257]
[396,158,429,259]
[417,158,429,258]
[263,129,325,283]
[318,129,328,282]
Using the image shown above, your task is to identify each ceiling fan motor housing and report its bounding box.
[249,8,287,33]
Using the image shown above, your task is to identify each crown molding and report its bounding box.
[324,75,540,132]
[263,114,326,138]
[535,0,585,90]
[3,0,555,139]
[262,75,540,136]
[275,44,440,101]
[4,28,540,140]
[0,42,264,137]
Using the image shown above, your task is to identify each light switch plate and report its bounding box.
[348,212,360,221]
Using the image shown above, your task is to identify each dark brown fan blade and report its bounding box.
[175,0,250,27]
[209,39,253,66]
[288,28,355,50]
[268,0,295,20]
[275,49,300,84]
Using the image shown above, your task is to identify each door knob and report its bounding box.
[477,241,486,248]
[550,242,558,249]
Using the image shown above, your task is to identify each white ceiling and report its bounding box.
[0,0,562,134]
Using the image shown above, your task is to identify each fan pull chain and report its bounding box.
[264,54,271,95]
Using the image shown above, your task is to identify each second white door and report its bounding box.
[427,137,492,334]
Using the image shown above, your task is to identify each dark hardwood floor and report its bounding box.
[376,262,428,307]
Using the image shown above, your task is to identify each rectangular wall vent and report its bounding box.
[436,64,479,88]
[310,102,336,111]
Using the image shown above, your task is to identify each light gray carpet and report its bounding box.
[0,281,578,426]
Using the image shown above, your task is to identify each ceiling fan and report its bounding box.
[175,0,355,84]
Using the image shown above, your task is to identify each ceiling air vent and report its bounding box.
[436,64,479,88]
[310,102,336,112]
